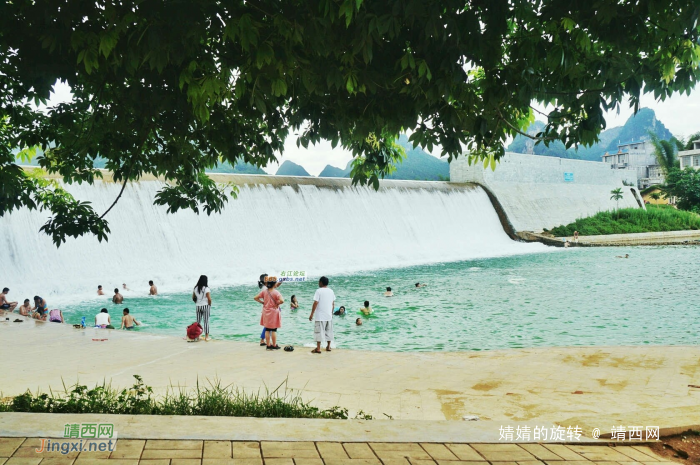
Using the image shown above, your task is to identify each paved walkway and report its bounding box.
[2,319,700,428]
[0,438,675,465]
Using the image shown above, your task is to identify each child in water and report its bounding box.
[360,301,373,315]
[333,306,346,316]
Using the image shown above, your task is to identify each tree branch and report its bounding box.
[99,176,129,219]
[496,109,559,142]
[98,126,152,219]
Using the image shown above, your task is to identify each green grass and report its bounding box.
[0,375,371,419]
[546,205,700,236]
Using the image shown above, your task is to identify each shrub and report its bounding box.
[547,206,700,236]
[0,375,355,419]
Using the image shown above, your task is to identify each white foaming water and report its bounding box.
[0,178,547,304]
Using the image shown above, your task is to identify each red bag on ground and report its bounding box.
[187,322,203,340]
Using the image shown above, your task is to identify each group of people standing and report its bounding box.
[187,273,338,353]
[183,274,428,349]
[253,273,336,353]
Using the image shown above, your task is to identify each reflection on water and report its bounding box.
[61,246,700,352]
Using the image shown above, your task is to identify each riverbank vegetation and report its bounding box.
[664,168,700,214]
[546,205,700,236]
[0,375,371,420]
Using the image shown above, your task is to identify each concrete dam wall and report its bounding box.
[450,152,643,232]
[1,169,544,300]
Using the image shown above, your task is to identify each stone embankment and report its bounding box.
[518,230,700,247]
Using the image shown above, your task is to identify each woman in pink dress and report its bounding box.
[254,277,284,350]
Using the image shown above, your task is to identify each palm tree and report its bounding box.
[610,188,623,218]
[649,132,684,176]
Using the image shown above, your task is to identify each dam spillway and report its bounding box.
[0,174,544,301]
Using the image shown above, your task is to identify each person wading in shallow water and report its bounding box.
[113,288,124,304]
[192,275,212,341]
[255,277,284,350]
[309,276,335,354]
[257,273,282,345]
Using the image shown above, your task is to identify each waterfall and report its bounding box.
[0,177,546,303]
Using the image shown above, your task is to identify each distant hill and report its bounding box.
[388,135,450,180]
[506,121,575,159]
[276,160,310,176]
[507,108,674,161]
[601,108,672,152]
[318,135,449,181]
[15,153,267,175]
[208,162,266,175]
[318,161,352,178]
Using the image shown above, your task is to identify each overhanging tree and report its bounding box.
[1,0,699,245]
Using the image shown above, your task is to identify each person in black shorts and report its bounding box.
[0,288,18,313]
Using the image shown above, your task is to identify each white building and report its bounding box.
[678,140,700,170]
[601,139,662,189]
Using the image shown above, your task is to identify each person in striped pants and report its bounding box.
[192,275,212,341]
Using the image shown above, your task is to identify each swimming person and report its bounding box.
[616,254,630,258]
[333,306,346,316]
[19,299,32,316]
[356,318,363,326]
[384,287,393,297]
[120,308,140,330]
[192,275,212,341]
[32,296,48,320]
[254,276,283,350]
[113,288,124,304]
[95,308,111,328]
[415,282,426,288]
[97,285,104,295]
[0,288,18,313]
[360,301,373,315]
[290,295,299,310]
[149,280,158,295]
[48,308,64,323]
[309,276,335,354]
[122,283,130,291]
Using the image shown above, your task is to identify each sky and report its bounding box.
[48,81,700,176]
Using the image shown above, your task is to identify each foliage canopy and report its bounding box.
[1,0,699,243]
[664,167,700,214]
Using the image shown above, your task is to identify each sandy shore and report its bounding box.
[1,315,699,426]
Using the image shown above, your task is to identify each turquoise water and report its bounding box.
[60,246,700,352]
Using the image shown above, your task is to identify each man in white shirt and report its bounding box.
[309,276,335,353]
